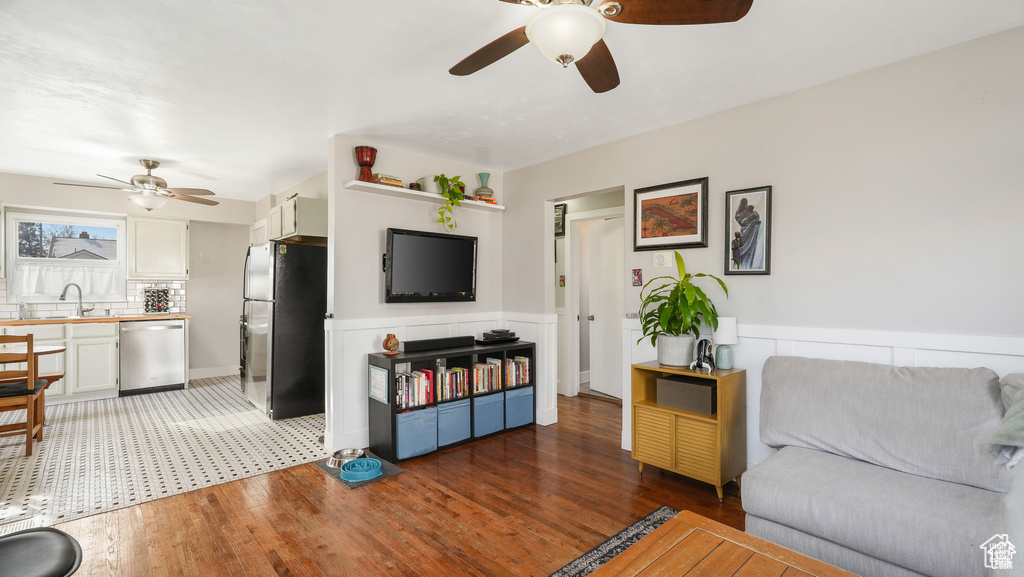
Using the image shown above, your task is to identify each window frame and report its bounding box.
[5,206,128,304]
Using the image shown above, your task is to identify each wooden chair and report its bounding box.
[0,334,47,456]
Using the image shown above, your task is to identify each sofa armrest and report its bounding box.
[1004,464,1024,577]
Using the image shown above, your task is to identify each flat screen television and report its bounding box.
[385,228,477,303]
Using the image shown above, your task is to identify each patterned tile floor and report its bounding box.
[0,375,327,535]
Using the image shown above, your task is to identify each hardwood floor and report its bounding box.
[55,394,743,576]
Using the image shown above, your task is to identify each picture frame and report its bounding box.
[368,364,389,404]
[634,177,709,251]
[554,203,566,237]
[724,185,772,275]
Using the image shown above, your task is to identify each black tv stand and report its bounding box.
[367,340,535,463]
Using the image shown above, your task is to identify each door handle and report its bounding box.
[588,315,595,321]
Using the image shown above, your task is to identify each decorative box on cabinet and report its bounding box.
[631,361,746,502]
[505,386,535,428]
[473,392,504,438]
[368,340,535,463]
[438,398,471,446]
[396,407,437,460]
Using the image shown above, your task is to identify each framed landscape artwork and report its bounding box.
[634,177,709,251]
[725,186,772,275]
[554,203,566,237]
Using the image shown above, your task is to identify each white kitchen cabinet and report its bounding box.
[268,205,283,240]
[67,323,119,396]
[269,197,327,240]
[127,215,189,279]
[3,323,118,401]
[250,218,268,246]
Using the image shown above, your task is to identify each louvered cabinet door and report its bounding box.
[633,406,673,471]
[674,416,718,484]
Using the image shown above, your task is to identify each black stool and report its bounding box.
[0,527,81,577]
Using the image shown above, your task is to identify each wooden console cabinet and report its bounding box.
[631,361,746,501]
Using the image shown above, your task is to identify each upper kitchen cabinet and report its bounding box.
[250,217,269,246]
[270,197,327,241]
[127,215,189,279]
[268,205,283,240]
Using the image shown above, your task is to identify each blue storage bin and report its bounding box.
[473,392,504,438]
[505,386,534,428]
[396,407,438,460]
[438,398,471,446]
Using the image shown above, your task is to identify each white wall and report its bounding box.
[187,221,250,377]
[322,135,563,452]
[504,27,1024,457]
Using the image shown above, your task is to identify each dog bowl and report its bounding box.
[326,448,364,468]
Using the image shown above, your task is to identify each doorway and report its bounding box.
[556,200,625,399]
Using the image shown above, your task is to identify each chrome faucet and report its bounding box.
[58,283,95,317]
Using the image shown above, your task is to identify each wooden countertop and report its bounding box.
[0,314,192,327]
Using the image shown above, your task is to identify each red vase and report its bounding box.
[355,146,377,182]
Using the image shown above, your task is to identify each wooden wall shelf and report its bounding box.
[344,180,505,211]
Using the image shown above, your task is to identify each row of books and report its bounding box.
[506,356,530,388]
[395,357,532,409]
[473,359,502,394]
[372,173,403,187]
[396,367,471,409]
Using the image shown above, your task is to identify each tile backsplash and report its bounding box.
[0,278,187,319]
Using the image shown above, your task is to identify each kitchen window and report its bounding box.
[5,208,127,303]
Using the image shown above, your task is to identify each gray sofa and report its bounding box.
[743,356,1023,577]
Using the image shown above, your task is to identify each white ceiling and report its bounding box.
[2,0,1022,202]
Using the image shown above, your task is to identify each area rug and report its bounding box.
[313,451,404,489]
[0,375,328,535]
[548,506,679,577]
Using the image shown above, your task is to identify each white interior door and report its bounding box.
[588,217,624,398]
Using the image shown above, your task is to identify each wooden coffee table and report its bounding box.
[590,511,855,577]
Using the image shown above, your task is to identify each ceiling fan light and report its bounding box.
[129,193,169,211]
[526,4,607,68]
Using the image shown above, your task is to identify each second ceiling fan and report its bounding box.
[450,0,753,93]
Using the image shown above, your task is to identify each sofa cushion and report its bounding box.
[742,446,1006,577]
[761,356,1009,492]
[746,516,929,577]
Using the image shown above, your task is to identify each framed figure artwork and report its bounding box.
[634,177,708,251]
[554,203,566,237]
[725,186,772,275]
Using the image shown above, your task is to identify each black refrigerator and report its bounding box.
[240,241,326,420]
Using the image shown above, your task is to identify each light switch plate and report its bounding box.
[653,252,672,268]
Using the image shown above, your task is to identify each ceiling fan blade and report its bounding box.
[164,187,215,196]
[611,0,753,25]
[53,182,128,190]
[97,174,134,186]
[450,26,530,76]
[168,193,219,206]
[576,39,620,93]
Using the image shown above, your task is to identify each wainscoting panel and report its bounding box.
[324,312,557,452]
[622,320,1024,469]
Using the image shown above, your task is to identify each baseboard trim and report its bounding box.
[188,366,240,380]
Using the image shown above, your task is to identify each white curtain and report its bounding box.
[11,261,125,303]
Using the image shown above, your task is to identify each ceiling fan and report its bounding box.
[54,159,220,211]
[450,0,753,93]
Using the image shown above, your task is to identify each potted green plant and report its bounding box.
[435,174,465,232]
[638,251,728,366]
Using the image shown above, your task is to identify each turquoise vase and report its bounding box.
[475,173,494,199]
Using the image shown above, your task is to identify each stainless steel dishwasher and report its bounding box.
[119,319,186,395]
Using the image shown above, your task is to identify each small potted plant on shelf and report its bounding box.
[435,173,465,232]
[638,251,728,367]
